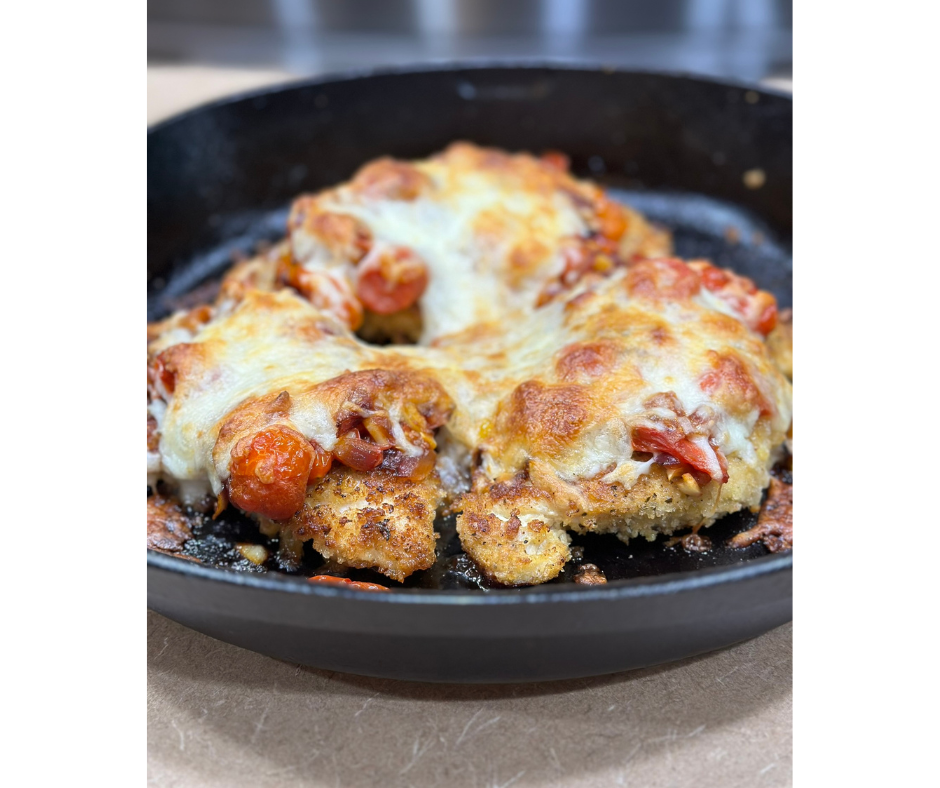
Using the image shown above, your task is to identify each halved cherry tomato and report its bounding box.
[356,246,429,314]
[754,302,779,336]
[689,260,778,336]
[632,425,728,483]
[227,426,314,520]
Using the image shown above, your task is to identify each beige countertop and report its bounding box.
[149,612,791,787]
[147,66,792,787]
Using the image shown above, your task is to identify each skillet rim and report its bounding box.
[147,548,791,603]
[147,63,792,607]
[147,60,793,135]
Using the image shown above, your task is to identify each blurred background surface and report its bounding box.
[148,0,792,124]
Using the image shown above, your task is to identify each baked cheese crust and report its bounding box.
[147,143,792,585]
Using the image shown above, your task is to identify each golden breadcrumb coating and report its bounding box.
[147,143,792,585]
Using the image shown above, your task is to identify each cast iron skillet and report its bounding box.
[148,65,792,683]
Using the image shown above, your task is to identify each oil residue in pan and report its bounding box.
[147,187,792,591]
[150,454,790,591]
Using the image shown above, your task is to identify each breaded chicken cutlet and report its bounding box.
[147,143,792,586]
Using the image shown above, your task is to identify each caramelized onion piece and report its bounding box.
[213,491,228,519]
[401,451,435,482]
[333,432,385,471]
[236,543,269,565]
[381,448,436,482]
[418,400,451,430]
[362,414,393,448]
[309,440,333,480]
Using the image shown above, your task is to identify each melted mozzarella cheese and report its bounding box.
[149,146,791,534]
[153,270,791,509]
[157,291,373,491]
[309,165,586,342]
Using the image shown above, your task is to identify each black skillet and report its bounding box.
[148,65,792,683]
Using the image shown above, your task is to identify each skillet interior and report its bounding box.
[147,66,791,680]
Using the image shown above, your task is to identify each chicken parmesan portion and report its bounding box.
[282,142,670,342]
[148,145,791,586]
[431,259,791,585]
[148,289,454,579]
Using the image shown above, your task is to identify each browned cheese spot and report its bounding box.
[700,350,772,417]
[215,390,295,450]
[316,369,454,432]
[500,380,591,455]
[290,204,373,263]
[351,158,431,201]
[509,239,550,273]
[148,342,206,398]
[650,326,672,346]
[555,340,619,382]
